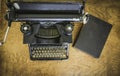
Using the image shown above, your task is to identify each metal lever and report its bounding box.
[0,20,11,46]
[0,26,10,46]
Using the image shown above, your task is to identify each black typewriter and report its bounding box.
[0,0,112,60]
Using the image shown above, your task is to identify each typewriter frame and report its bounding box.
[1,1,87,60]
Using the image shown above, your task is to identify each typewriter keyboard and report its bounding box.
[29,44,68,60]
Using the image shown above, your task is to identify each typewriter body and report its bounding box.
[4,1,85,60]
[0,0,112,60]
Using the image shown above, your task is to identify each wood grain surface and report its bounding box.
[0,0,120,76]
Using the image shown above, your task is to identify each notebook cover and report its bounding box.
[74,14,112,57]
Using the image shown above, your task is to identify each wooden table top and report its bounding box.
[0,0,120,76]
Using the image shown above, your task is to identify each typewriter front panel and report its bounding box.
[20,22,73,60]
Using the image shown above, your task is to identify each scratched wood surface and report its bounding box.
[0,0,120,76]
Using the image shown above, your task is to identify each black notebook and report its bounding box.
[74,14,112,57]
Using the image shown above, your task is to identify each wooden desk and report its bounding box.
[0,0,120,76]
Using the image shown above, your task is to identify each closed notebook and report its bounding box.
[74,14,112,57]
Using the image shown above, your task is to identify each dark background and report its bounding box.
[0,0,120,76]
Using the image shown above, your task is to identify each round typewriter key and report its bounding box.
[32,55,35,58]
[35,55,37,58]
[63,55,66,58]
[36,53,39,56]
[36,51,38,53]
[46,55,49,58]
[32,51,35,55]
[37,47,39,50]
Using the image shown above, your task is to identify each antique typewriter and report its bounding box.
[0,0,112,60]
